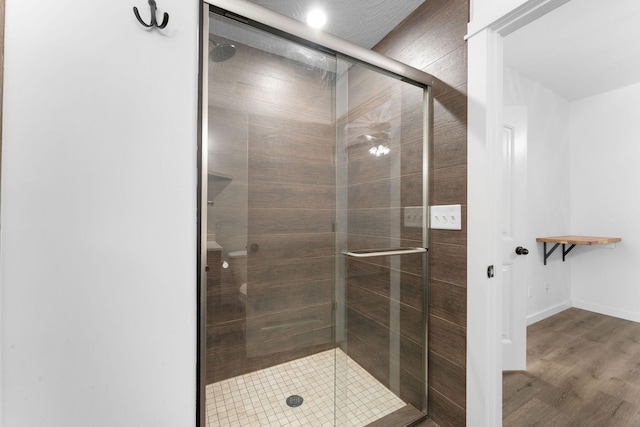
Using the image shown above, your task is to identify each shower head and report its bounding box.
[209,38,236,62]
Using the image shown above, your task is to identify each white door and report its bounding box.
[501,107,528,371]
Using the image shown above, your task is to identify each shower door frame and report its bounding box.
[196,1,435,425]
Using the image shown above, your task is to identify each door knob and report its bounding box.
[515,246,529,255]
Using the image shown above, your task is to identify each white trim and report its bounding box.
[572,300,640,324]
[467,0,571,39]
[527,300,640,326]
[527,301,572,326]
[466,27,503,427]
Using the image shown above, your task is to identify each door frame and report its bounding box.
[197,2,436,426]
[466,0,568,425]
[196,4,209,426]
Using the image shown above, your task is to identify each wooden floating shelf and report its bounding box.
[535,235,621,265]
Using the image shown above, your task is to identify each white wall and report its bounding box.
[503,68,640,323]
[569,82,640,322]
[503,66,572,323]
[1,0,199,425]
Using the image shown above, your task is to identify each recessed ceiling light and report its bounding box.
[306,8,327,29]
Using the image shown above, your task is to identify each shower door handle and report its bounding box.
[342,247,426,258]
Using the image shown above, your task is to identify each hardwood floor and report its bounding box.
[503,308,640,426]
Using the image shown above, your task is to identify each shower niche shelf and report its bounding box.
[536,235,621,265]
[207,172,232,204]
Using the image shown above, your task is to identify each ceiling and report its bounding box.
[244,0,640,102]
[246,0,426,49]
[504,0,640,101]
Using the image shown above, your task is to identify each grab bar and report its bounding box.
[342,247,427,258]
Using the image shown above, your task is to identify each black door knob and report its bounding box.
[515,246,529,255]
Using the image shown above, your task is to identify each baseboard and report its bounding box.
[571,300,640,324]
[527,301,572,326]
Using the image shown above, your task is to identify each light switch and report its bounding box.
[430,204,462,230]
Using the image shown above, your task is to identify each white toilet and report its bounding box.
[227,249,247,299]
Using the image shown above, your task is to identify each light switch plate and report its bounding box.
[430,204,462,230]
[404,206,423,228]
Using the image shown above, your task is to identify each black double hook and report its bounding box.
[133,0,169,29]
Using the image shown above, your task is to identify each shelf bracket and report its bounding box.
[562,244,576,262]
[543,242,560,265]
[542,242,578,265]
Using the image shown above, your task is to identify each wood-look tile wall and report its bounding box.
[343,66,427,410]
[206,41,336,384]
[374,0,469,426]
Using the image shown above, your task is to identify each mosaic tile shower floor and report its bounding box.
[206,349,406,426]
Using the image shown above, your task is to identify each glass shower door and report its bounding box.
[204,10,340,427]
[202,6,429,426]
[335,57,428,426]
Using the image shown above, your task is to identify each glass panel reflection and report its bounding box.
[335,57,427,425]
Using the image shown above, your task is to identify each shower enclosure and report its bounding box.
[198,1,433,425]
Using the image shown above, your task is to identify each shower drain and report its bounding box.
[286,395,304,407]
